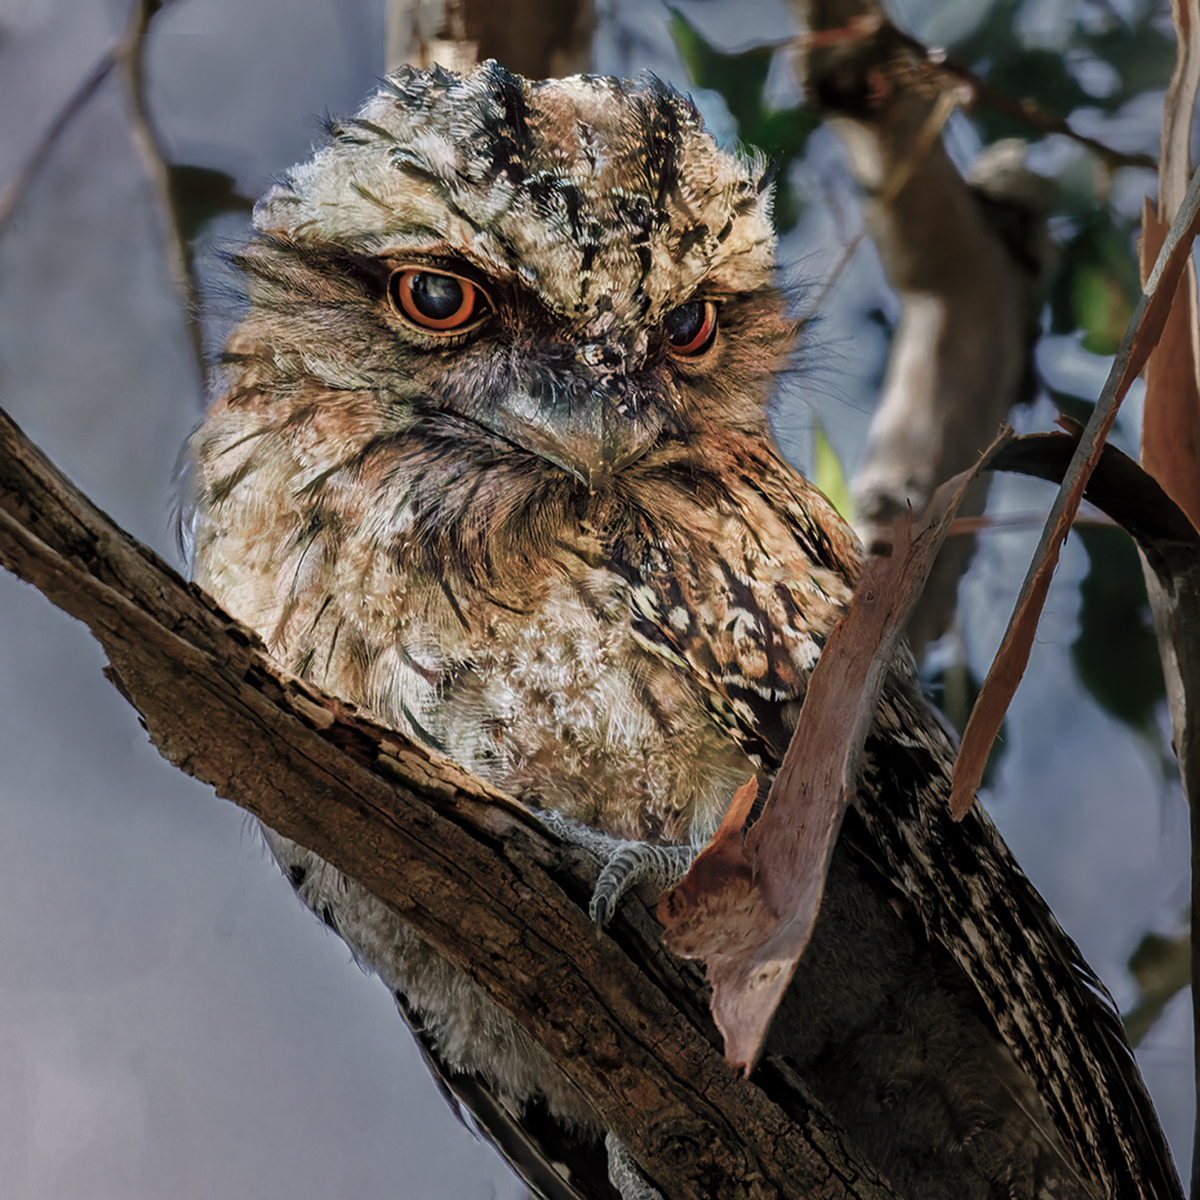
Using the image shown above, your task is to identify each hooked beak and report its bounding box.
[483,379,663,489]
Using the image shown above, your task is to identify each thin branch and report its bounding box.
[802,225,866,321]
[0,0,203,365]
[118,0,204,365]
[795,13,1158,171]
[939,58,1158,172]
[950,161,1200,816]
[0,49,120,231]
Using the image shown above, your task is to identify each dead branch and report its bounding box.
[0,403,902,1200]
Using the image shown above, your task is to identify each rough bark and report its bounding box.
[386,0,594,77]
[0,402,905,1199]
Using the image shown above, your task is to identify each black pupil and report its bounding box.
[665,302,704,346]
[410,272,464,320]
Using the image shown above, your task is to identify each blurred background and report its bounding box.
[0,0,1192,1195]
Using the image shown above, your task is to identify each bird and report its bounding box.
[185,62,1181,1200]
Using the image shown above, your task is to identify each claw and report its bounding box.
[539,812,696,928]
[590,842,696,928]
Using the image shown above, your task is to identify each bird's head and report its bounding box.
[212,63,794,497]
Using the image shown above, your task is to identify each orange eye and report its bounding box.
[389,268,487,333]
[664,299,717,357]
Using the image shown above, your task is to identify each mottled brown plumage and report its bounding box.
[187,63,1179,1200]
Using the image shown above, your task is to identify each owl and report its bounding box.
[187,63,1178,1200]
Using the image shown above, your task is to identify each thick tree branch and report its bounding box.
[385,0,594,77]
[795,0,1048,654]
[0,404,902,1199]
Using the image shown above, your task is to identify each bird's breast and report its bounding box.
[374,572,756,844]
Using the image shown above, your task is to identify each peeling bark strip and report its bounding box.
[1139,4,1200,1186]
[0,403,902,1199]
[661,432,1011,1071]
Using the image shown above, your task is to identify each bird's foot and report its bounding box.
[589,841,696,928]
[538,813,696,928]
[606,1133,663,1200]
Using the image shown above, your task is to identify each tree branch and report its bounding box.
[0,400,903,1199]
[795,0,1048,654]
[0,1,203,363]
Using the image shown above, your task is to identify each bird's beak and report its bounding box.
[486,381,663,489]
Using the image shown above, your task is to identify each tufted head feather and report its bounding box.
[195,63,810,593]
[255,63,776,333]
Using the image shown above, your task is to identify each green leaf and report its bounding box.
[1073,266,1132,355]
[1047,216,1140,356]
[812,421,852,522]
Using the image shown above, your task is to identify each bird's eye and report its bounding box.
[664,300,717,357]
[389,268,488,333]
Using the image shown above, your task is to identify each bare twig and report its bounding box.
[939,60,1158,173]
[0,0,203,365]
[0,50,120,231]
[796,12,1158,171]
[802,225,866,321]
[118,0,203,365]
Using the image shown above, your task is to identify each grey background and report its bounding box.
[0,0,1191,1196]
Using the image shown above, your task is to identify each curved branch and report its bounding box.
[0,0,203,363]
[0,402,900,1200]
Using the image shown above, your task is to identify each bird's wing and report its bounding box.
[393,988,618,1200]
[612,444,1182,1200]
